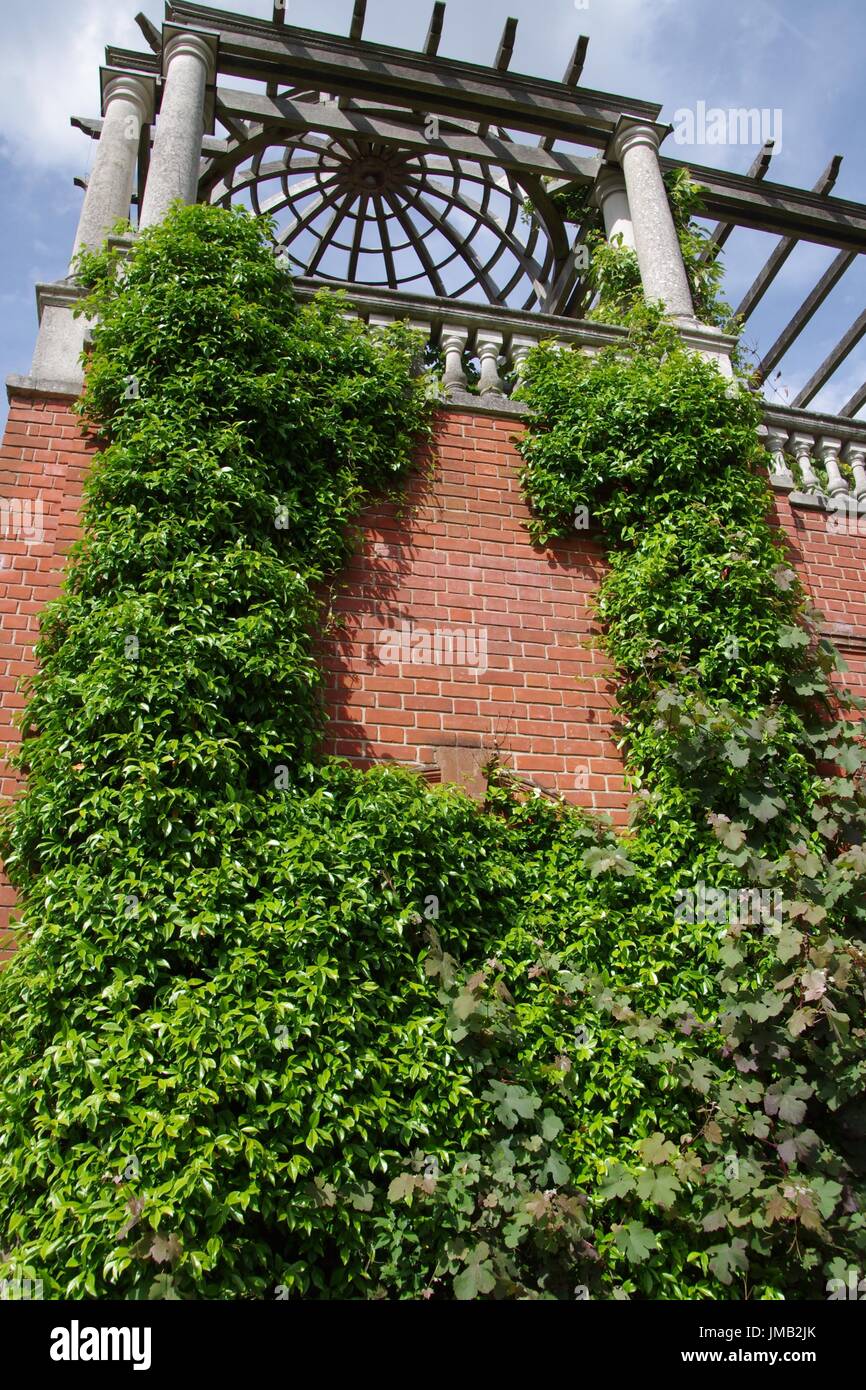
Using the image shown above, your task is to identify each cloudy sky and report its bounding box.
[1,0,864,428]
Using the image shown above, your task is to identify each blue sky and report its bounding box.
[1,0,865,429]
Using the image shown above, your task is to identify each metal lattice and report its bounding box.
[209,120,563,311]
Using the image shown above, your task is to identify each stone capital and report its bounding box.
[100,69,157,123]
[161,26,219,83]
[608,117,672,165]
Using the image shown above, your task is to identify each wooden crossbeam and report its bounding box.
[134,12,162,53]
[839,378,866,418]
[217,109,252,143]
[162,10,661,146]
[349,0,367,42]
[659,156,866,253]
[734,156,844,321]
[72,115,228,154]
[206,91,601,193]
[425,2,446,57]
[700,141,773,264]
[540,36,589,151]
[791,303,866,408]
[755,249,856,385]
[495,18,518,72]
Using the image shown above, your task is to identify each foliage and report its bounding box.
[549,168,736,332]
[515,314,866,1296]
[1,202,865,1302]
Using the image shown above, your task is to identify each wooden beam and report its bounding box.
[495,18,518,72]
[424,2,446,57]
[349,0,367,42]
[700,141,774,263]
[164,8,661,146]
[272,2,286,23]
[73,115,228,155]
[735,156,844,322]
[476,18,518,138]
[540,37,589,152]
[660,156,866,253]
[839,379,866,418]
[207,91,601,193]
[135,12,162,53]
[563,35,589,87]
[217,109,252,144]
[791,304,866,408]
[755,249,856,385]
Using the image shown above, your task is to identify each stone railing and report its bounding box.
[761,407,866,511]
[15,272,866,521]
[291,277,737,408]
[293,280,866,508]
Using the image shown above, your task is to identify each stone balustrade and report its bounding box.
[291,277,736,413]
[17,268,866,521]
[761,409,866,513]
[292,279,866,505]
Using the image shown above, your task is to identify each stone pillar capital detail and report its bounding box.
[162,27,219,83]
[100,70,156,123]
[608,117,670,164]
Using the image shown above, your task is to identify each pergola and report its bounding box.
[41,1,866,419]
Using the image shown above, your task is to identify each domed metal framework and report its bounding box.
[208,120,562,311]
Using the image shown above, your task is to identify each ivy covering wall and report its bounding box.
[0,203,864,1301]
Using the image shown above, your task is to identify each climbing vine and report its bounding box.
[0,202,864,1301]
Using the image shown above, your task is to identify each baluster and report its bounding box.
[764,427,794,490]
[789,432,820,493]
[843,441,866,500]
[818,436,849,498]
[510,334,538,394]
[441,325,469,395]
[475,329,505,397]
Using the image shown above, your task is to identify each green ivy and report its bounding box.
[515,310,866,1296]
[1,202,865,1302]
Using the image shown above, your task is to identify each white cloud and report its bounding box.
[0,0,159,171]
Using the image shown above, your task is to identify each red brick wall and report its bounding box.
[2,393,866,954]
[318,409,627,817]
[0,391,89,957]
[772,499,866,701]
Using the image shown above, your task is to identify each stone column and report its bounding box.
[139,30,217,230]
[609,118,695,322]
[592,167,635,250]
[70,73,156,267]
